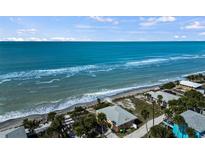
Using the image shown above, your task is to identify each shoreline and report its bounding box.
[0,83,160,131]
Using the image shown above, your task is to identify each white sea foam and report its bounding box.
[0,79,11,84]
[1,54,205,83]
[36,79,60,84]
[126,58,168,66]
[0,82,161,123]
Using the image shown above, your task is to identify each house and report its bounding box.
[0,126,27,138]
[147,91,180,107]
[97,105,137,132]
[179,80,204,94]
[165,110,205,138]
[33,122,52,134]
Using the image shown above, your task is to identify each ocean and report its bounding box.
[1,41,205,122]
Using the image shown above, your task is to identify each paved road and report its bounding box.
[105,129,119,138]
[125,114,165,138]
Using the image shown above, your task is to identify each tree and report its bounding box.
[145,93,152,101]
[23,118,40,133]
[186,127,196,138]
[49,115,66,137]
[161,82,175,89]
[141,109,150,135]
[164,108,173,120]
[97,113,107,136]
[47,112,57,121]
[73,113,98,137]
[173,115,187,135]
[173,115,186,126]
[149,125,174,138]
[157,95,163,106]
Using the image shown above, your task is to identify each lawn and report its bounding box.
[114,95,163,126]
[130,96,163,122]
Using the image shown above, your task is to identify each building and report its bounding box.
[179,80,204,94]
[97,105,137,132]
[164,110,205,138]
[0,126,27,138]
[179,80,203,89]
[147,91,180,107]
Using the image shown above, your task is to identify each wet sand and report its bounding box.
[0,84,160,132]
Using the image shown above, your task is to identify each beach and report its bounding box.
[0,84,159,131]
[1,41,205,129]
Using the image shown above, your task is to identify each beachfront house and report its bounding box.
[179,80,204,94]
[164,110,205,138]
[97,105,137,133]
[0,126,27,138]
[147,91,180,107]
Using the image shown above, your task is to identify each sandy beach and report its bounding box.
[0,84,160,132]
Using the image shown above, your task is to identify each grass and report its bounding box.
[131,97,163,122]
[116,127,136,138]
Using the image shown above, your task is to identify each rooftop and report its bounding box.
[180,80,202,89]
[147,91,180,103]
[97,105,137,127]
[0,126,27,138]
[181,110,205,133]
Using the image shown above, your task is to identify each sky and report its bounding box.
[0,16,205,41]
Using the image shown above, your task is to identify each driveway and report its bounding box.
[124,114,165,138]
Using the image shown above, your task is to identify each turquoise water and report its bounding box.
[1,41,205,122]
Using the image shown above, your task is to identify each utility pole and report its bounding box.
[152,101,155,126]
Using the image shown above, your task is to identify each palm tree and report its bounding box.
[157,95,163,106]
[173,114,187,136]
[97,112,107,137]
[164,108,173,120]
[186,127,196,138]
[152,101,155,126]
[150,124,174,138]
[145,93,151,101]
[141,109,150,135]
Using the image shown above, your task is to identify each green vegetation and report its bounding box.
[93,102,112,110]
[141,109,150,134]
[186,127,196,138]
[161,82,176,89]
[23,119,40,133]
[157,95,163,105]
[47,112,57,121]
[149,125,174,138]
[70,106,89,118]
[187,73,205,83]
[43,115,67,138]
[130,97,163,123]
[167,89,205,117]
[73,113,99,137]
[97,112,107,137]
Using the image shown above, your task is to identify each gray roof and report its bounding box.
[181,110,205,132]
[0,126,27,138]
[97,105,137,127]
[148,91,180,103]
[180,80,202,88]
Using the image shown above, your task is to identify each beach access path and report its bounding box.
[124,114,165,138]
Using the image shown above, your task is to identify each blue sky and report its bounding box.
[0,16,205,41]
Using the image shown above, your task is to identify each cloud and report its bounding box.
[89,16,119,25]
[17,28,37,34]
[49,37,76,41]
[199,32,205,36]
[0,37,76,41]
[183,21,205,29]
[140,16,176,26]
[174,35,187,39]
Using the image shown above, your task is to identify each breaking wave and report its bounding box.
[0,82,162,123]
[1,54,205,83]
